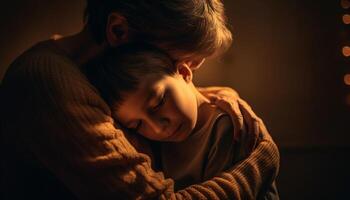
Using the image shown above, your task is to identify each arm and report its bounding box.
[1,54,173,199]
[3,53,278,199]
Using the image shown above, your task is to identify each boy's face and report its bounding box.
[115,71,198,142]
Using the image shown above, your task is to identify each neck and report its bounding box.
[53,27,109,66]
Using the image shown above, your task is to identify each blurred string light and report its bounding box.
[340,0,350,106]
[342,46,350,56]
[341,1,350,107]
[343,14,350,24]
[341,0,350,9]
[341,0,350,58]
[344,74,350,85]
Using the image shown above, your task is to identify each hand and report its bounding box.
[198,86,261,153]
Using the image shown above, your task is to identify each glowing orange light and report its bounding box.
[341,0,350,9]
[51,34,62,40]
[343,14,350,24]
[345,74,350,85]
[342,46,350,56]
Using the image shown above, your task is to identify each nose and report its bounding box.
[146,116,170,135]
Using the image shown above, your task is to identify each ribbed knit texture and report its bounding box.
[1,41,279,200]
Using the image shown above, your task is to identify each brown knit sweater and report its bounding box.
[0,40,279,200]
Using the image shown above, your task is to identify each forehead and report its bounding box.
[115,73,169,120]
[126,73,165,101]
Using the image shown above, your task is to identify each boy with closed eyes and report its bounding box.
[85,43,279,199]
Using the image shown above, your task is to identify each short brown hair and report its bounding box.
[83,43,176,108]
[84,0,232,59]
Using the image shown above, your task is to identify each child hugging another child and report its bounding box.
[84,43,278,199]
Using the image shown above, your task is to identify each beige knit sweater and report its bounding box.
[1,41,279,199]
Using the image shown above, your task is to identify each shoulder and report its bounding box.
[7,42,78,79]
[3,40,96,97]
[203,108,236,179]
[1,40,108,115]
[206,107,235,156]
[211,109,234,144]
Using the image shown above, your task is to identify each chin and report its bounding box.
[172,134,188,142]
[173,127,193,142]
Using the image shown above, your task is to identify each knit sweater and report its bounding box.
[0,40,280,200]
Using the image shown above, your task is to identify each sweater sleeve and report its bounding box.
[1,53,174,200]
[170,119,280,200]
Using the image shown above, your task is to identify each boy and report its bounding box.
[84,43,279,199]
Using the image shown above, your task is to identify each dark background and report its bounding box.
[1,0,349,199]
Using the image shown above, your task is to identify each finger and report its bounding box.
[257,119,273,141]
[200,86,223,92]
[206,93,219,103]
[198,87,240,102]
[216,89,239,99]
[196,86,205,93]
[238,99,259,120]
[230,99,244,142]
[248,119,259,151]
[205,91,234,102]
[238,99,260,152]
[197,87,219,99]
[198,86,226,96]
[239,108,254,152]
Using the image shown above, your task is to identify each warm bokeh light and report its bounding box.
[342,14,350,24]
[50,34,62,40]
[344,74,350,85]
[341,0,350,9]
[342,46,350,56]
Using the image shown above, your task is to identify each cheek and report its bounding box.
[170,87,198,128]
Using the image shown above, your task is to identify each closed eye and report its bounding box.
[152,93,166,111]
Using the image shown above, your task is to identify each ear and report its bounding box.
[177,62,193,83]
[106,12,129,46]
[185,58,206,72]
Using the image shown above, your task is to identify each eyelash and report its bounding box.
[131,93,166,132]
[153,93,166,111]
